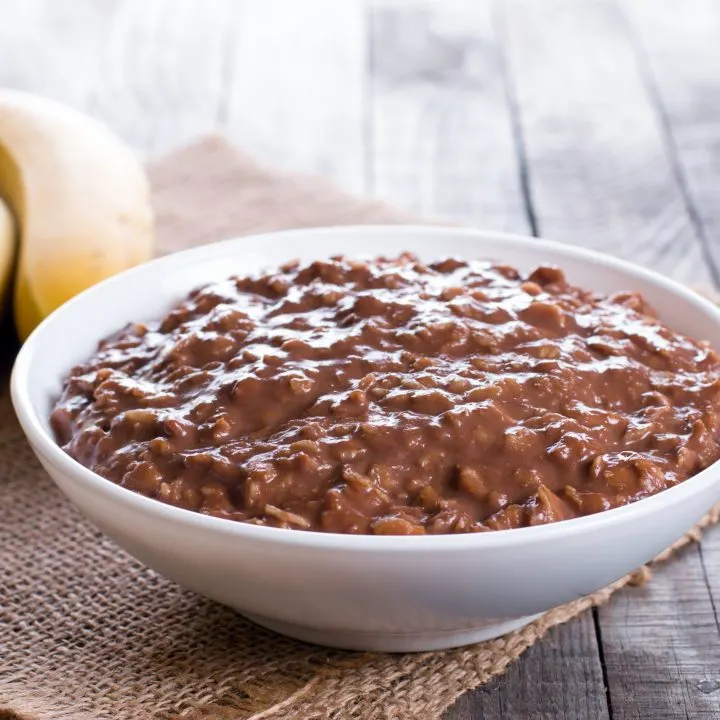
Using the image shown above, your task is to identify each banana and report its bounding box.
[0,89,154,340]
[0,196,16,312]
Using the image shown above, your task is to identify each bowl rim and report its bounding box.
[11,224,720,551]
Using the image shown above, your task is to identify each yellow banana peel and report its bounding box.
[0,90,154,340]
[0,195,16,313]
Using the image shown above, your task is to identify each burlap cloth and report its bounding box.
[2,136,719,720]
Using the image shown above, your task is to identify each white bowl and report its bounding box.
[11,226,720,652]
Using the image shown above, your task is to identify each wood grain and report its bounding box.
[368,3,610,718]
[497,1,720,718]
[221,0,367,195]
[0,0,367,189]
[613,4,720,714]
[0,0,120,109]
[617,0,720,283]
[0,0,234,155]
[446,619,611,720]
[498,0,713,286]
[89,0,235,156]
[369,0,527,232]
[597,539,720,719]
[699,525,720,636]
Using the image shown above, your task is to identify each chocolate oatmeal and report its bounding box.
[51,254,720,534]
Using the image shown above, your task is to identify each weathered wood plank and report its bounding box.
[499,0,713,286]
[614,3,720,709]
[0,0,234,156]
[617,0,720,281]
[0,0,120,109]
[89,0,235,156]
[698,525,720,639]
[499,1,720,717]
[369,0,528,232]
[221,0,367,194]
[368,3,610,718]
[597,538,720,719]
[446,618,610,720]
[0,0,366,190]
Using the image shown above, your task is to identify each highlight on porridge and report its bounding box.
[51,253,720,535]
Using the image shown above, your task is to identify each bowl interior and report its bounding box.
[14,225,720,469]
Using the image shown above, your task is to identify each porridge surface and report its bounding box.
[51,254,720,534]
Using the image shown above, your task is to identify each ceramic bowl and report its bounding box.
[11,226,720,652]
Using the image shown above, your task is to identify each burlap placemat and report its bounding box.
[2,136,719,720]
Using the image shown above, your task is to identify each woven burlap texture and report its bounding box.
[2,136,719,720]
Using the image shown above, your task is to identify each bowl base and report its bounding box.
[241,612,543,652]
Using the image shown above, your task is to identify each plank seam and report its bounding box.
[364,6,374,198]
[592,607,615,720]
[215,0,240,128]
[614,0,720,289]
[698,546,720,636]
[490,0,539,238]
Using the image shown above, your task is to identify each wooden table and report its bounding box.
[3,1,720,717]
